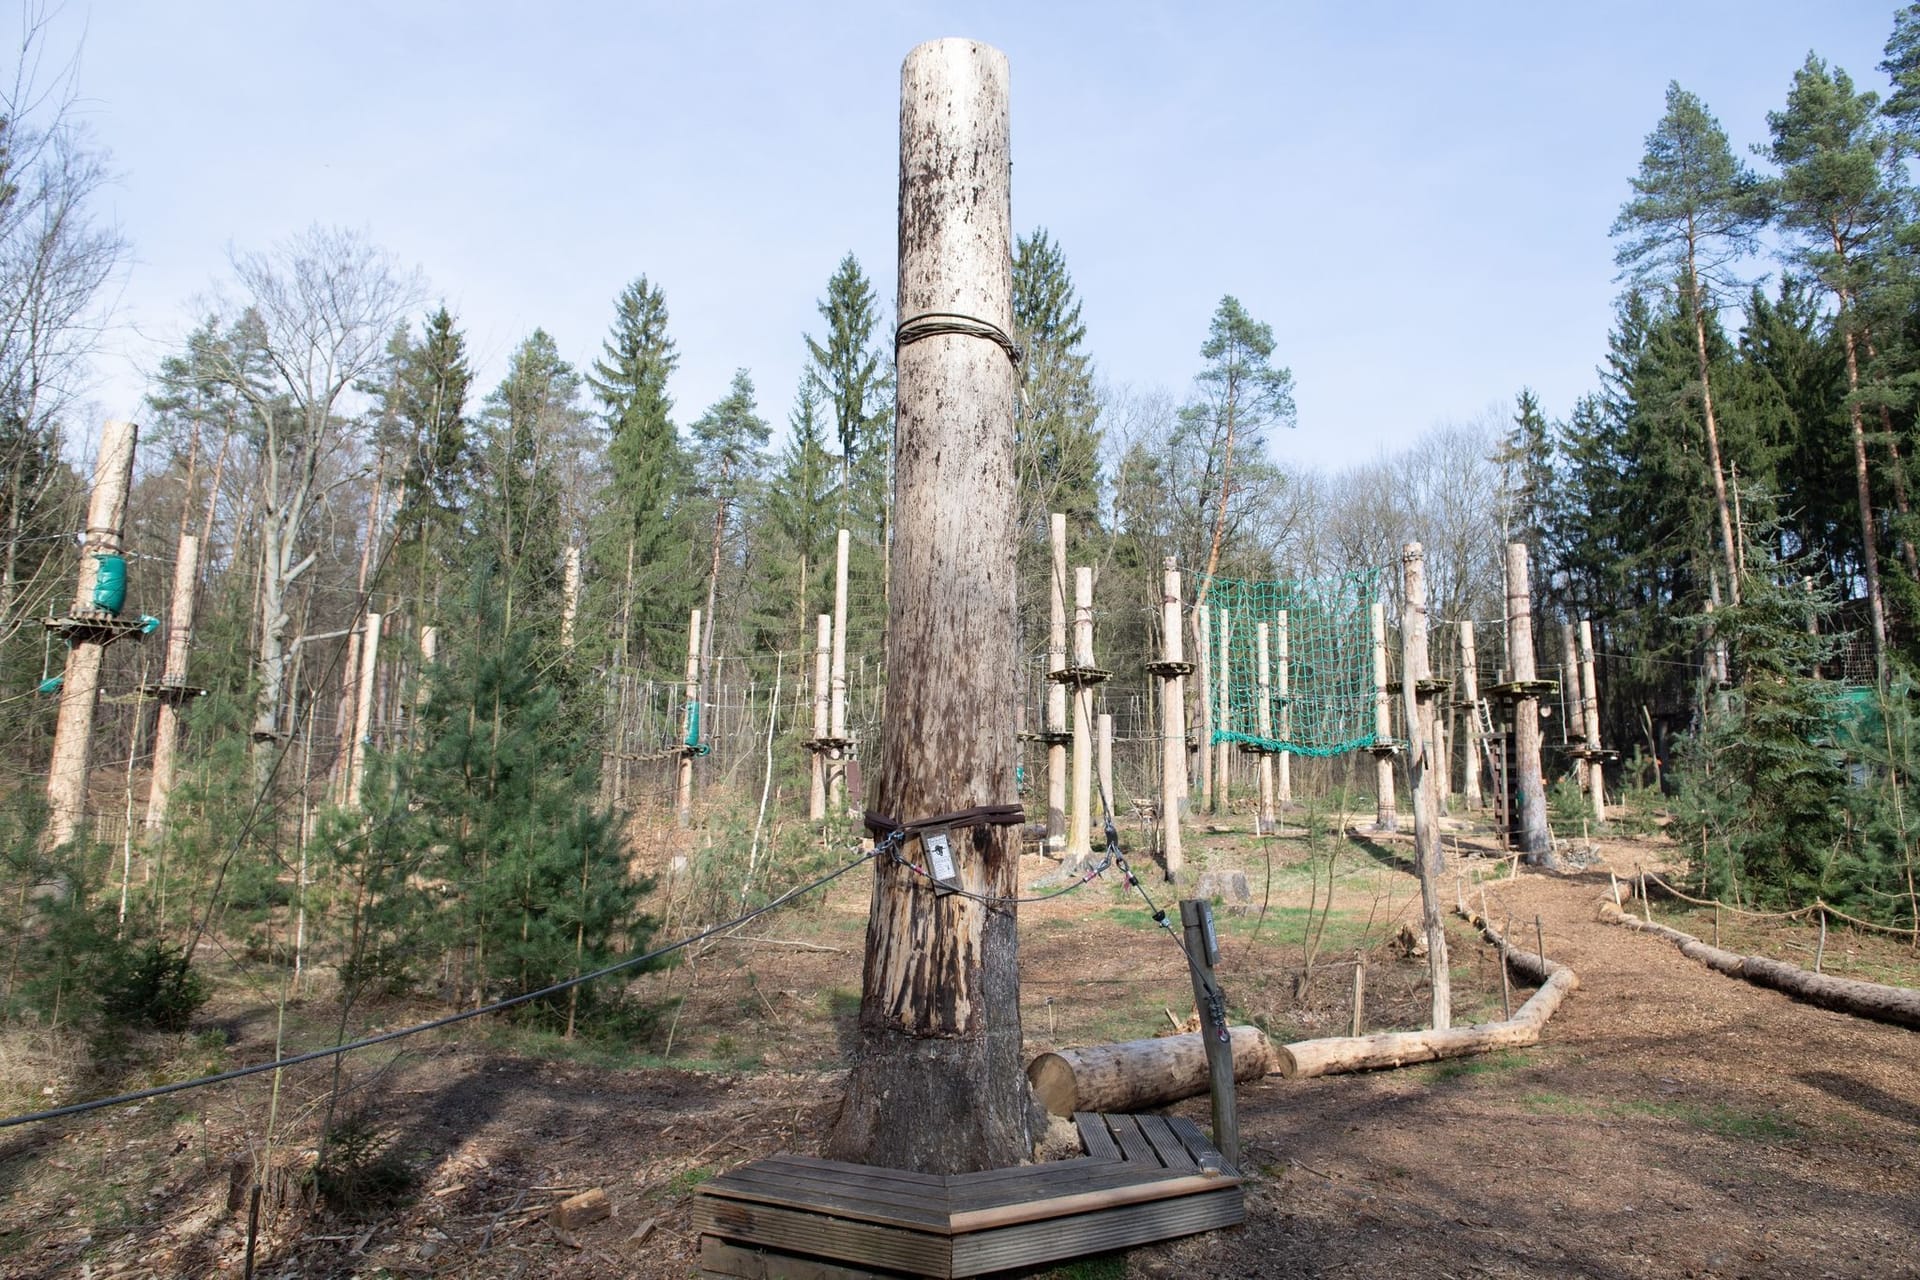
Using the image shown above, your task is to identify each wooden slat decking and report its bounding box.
[697,1112,1245,1278]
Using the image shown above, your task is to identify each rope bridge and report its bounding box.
[1203,567,1382,758]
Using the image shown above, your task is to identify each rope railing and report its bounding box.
[1634,867,1920,941]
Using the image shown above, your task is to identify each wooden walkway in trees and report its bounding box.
[695,1112,1244,1278]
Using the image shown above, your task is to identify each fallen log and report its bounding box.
[1026,1026,1273,1116]
[1272,907,1579,1079]
[1599,901,1920,1030]
[1275,969,1576,1078]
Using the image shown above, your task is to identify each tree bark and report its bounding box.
[1402,543,1449,1029]
[1046,512,1068,853]
[828,38,1026,1175]
[1026,1027,1274,1116]
[145,532,202,836]
[1506,543,1554,861]
[1157,560,1187,879]
[46,420,138,852]
[1460,620,1482,809]
[1839,302,1890,686]
[1688,263,1741,606]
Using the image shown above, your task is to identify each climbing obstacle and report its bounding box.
[695,1112,1243,1279]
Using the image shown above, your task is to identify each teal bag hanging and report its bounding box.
[91,554,127,615]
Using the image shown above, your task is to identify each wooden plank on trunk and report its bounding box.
[699,1234,917,1280]
[1072,1112,1120,1161]
[948,1187,1245,1277]
[694,1199,949,1275]
[1134,1114,1197,1171]
[947,1173,1232,1234]
[702,1166,951,1231]
[1104,1114,1160,1168]
[945,1163,1181,1213]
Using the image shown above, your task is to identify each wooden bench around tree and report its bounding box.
[695,1112,1244,1278]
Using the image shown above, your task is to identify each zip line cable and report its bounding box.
[0,845,877,1131]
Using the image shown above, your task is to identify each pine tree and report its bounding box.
[406,572,649,1022]
[1496,388,1555,555]
[1766,55,1903,682]
[474,330,583,639]
[763,376,837,631]
[1612,83,1764,607]
[1181,296,1295,607]
[688,370,770,664]
[370,306,476,614]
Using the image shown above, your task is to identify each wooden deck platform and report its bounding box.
[696,1112,1243,1279]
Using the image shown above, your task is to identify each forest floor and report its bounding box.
[3,808,1920,1278]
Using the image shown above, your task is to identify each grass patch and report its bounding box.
[1422,1049,1526,1083]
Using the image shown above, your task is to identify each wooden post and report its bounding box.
[46,419,138,853]
[1097,712,1113,824]
[1403,543,1450,1029]
[1350,952,1366,1036]
[829,527,851,814]
[1046,512,1068,854]
[829,38,1027,1174]
[809,613,831,821]
[1215,606,1232,813]
[1580,619,1605,825]
[345,612,382,810]
[1506,543,1554,861]
[1371,598,1397,832]
[1179,899,1239,1168]
[561,545,580,653]
[1561,620,1585,794]
[1276,609,1292,807]
[1460,620,1482,809]
[1255,622,1276,834]
[1157,559,1188,880]
[1066,566,1095,865]
[1196,606,1214,812]
[144,532,201,836]
[677,607,701,828]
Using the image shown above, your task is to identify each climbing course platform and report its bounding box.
[695,1112,1244,1278]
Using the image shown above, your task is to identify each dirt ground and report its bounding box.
[4,818,1920,1279]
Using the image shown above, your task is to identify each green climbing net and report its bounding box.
[1203,567,1382,757]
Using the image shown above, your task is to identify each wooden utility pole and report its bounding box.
[1561,620,1585,794]
[344,612,382,809]
[1214,608,1232,812]
[1179,898,1239,1167]
[46,420,140,852]
[1097,712,1113,828]
[1254,622,1276,834]
[144,532,203,836]
[1580,619,1606,826]
[1504,543,1554,862]
[1403,543,1449,1029]
[1060,566,1108,869]
[1460,620,1482,809]
[1369,598,1397,832]
[1275,609,1292,807]
[1046,512,1068,854]
[829,528,851,814]
[1151,559,1189,880]
[677,607,702,828]
[830,37,1027,1174]
[809,613,831,821]
[1196,607,1214,812]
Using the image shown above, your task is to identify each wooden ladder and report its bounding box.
[1475,698,1508,837]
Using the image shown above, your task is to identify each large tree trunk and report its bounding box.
[828,39,1025,1175]
[145,533,203,835]
[1027,1027,1274,1116]
[1689,271,1741,606]
[1839,305,1890,686]
[46,420,138,853]
[1402,543,1449,1028]
[1506,543,1554,861]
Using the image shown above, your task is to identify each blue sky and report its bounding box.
[42,1,1905,472]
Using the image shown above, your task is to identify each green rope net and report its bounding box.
[1203,567,1382,758]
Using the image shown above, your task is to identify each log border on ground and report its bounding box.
[1271,906,1579,1079]
[1598,900,1920,1029]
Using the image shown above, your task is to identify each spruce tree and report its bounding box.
[1012,229,1100,539]
[763,376,837,631]
[370,306,476,614]
[588,276,689,666]
[805,254,889,522]
[688,370,770,664]
[474,330,582,637]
